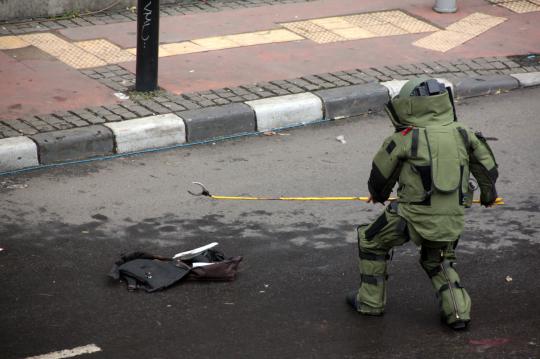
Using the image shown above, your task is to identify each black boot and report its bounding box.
[346,291,359,311]
[447,319,470,331]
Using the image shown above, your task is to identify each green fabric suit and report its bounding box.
[355,78,498,327]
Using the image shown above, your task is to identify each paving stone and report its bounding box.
[256,91,274,97]
[87,106,113,116]
[173,99,200,110]
[0,124,21,138]
[56,20,77,28]
[503,60,521,68]
[198,100,216,107]
[18,116,55,132]
[103,114,122,122]
[37,115,73,130]
[423,62,448,73]
[85,17,107,25]
[70,110,105,124]
[62,115,89,127]
[434,61,460,72]
[153,96,169,103]
[137,100,170,114]
[161,102,186,112]
[71,18,93,26]
[31,125,114,164]
[1,119,38,135]
[490,61,508,70]
[119,102,153,117]
[456,64,471,72]
[201,93,220,100]
[213,98,231,105]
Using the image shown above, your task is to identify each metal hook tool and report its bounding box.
[188,182,212,197]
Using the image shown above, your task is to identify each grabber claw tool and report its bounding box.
[188,182,504,205]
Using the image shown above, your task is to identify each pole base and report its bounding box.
[433,0,457,13]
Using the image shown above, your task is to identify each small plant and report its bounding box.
[48,10,81,20]
[126,88,167,100]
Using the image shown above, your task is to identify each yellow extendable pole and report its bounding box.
[209,195,504,205]
[189,182,504,205]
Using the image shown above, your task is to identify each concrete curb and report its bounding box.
[30,125,114,164]
[105,114,186,153]
[510,72,540,88]
[453,75,519,99]
[178,103,256,142]
[0,136,39,171]
[1,72,538,174]
[246,93,323,132]
[314,83,389,120]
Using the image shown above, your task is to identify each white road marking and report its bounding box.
[25,344,102,359]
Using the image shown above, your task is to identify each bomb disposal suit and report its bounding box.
[351,78,498,330]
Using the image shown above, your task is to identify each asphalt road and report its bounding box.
[1,87,539,359]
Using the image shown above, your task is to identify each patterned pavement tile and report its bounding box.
[0,36,29,50]
[74,39,135,64]
[413,30,473,52]
[18,33,106,68]
[498,0,540,13]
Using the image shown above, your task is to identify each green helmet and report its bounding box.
[386,77,457,129]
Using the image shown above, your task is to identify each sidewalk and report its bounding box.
[1,0,539,122]
[0,0,539,174]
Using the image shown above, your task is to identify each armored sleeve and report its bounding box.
[468,131,499,206]
[368,134,404,203]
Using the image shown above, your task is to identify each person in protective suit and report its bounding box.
[347,77,499,330]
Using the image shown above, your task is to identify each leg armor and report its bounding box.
[356,248,389,315]
[420,243,471,329]
[355,203,409,315]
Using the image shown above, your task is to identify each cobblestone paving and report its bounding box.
[1,55,539,139]
[0,0,317,35]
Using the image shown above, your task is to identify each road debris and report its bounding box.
[109,243,243,292]
[336,135,346,144]
[6,184,28,189]
[505,275,513,282]
[114,92,129,100]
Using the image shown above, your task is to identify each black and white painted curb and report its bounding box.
[1,72,539,174]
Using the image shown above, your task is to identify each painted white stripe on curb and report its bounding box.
[246,93,323,132]
[0,136,39,171]
[436,78,454,92]
[25,344,102,359]
[104,114,186,153]
[382,78,452,99]
[380,80,408,98]
[511,72,540,87]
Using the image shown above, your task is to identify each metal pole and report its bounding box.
[136,0,160,91]
[433,0,457,13]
